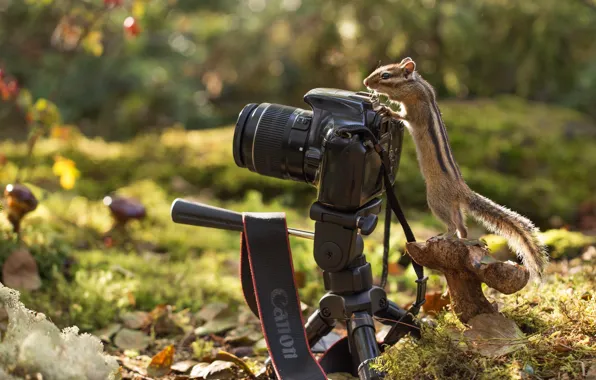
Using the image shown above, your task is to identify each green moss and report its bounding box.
[540,229,596,259]
[3,97,596,228]
[376,265,596,379]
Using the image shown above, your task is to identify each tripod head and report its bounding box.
[310,198,381,272]
[171,198,381,271]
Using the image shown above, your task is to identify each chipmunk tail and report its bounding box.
[465,191,549,281]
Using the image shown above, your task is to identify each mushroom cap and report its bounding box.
[2,248,42,290]
[103,196,146,223]
[4,184,38,214]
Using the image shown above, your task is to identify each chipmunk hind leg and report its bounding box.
[427,194,459,238]
[455,207,468,239]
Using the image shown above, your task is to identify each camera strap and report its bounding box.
[335,125,427,344]
[240,212,328,380]
[379,152,428,345]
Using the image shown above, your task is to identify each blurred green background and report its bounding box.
[0,0,596,336]
[3,0,596,228]
[2,0,596,138]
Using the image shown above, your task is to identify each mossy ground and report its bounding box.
[1,97,596,378]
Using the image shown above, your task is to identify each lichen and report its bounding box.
[0,283,120,380]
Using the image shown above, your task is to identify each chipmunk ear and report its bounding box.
[401,59,416,76]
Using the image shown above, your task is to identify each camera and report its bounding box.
[233,88,404,210]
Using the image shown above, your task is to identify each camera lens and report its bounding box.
[233,103,313,182]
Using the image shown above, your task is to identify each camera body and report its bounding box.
[233,88,404,210]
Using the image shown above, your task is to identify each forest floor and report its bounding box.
[0,125,595,379]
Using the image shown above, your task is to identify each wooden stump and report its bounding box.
[406,237,529,323]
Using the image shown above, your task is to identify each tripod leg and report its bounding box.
[349,311,384,380]
[305,309,336,348]
[377,300,421,345]
[375,300,407,326]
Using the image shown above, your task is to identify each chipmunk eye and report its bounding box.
[380,72,392,80]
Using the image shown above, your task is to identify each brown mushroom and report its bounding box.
[406,237,529,323]
[4,184,38,234]
[2,248,42,290]
[103,195,146,228]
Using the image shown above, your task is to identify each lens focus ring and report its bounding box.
[252,105,295,177]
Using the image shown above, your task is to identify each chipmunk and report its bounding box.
[363,57,548,279]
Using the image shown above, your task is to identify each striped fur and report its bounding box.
[466,192,549,280]
[363,59,549,280]
[419,79,461,179]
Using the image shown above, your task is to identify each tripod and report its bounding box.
[299,198,418,379]
[171,197,421,380]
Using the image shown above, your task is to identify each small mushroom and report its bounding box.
[2,248,41,290]
[4,184,38,234]
[103,195,146,228]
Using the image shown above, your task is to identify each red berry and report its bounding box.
[123,17,140,36]
[104,0,122,7]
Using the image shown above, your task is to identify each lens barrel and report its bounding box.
[233,103,313,182]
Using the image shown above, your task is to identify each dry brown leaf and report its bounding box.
[114,328,151,351]
[196,303,229,322]
[93,323,122,342]
[151,304,185,336]
[172,360,199,373]
[194,318,236,336]
[215,350,255,379]
[120,311,151,330]
[463,313,526,357]
[147,345,175,378]
[2,248,41,290]
[190,360,236,379]
[422,291,451,315]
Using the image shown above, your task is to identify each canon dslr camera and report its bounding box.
[233,88,404,211]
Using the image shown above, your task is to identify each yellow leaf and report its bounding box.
[60,172,77,190]
[32,98,61,127]
[83,31,104,57]
[52,156,80,190]
[51,125,72,140]
[132,0,146,18]
[147,345,175,378]
[35,98,48,112]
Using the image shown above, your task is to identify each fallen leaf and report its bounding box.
[147,345,175,378]
[194,318,237,336]
[215,350,255,379]
[463,313,526,357]
[94,323,122,342]
[190,360,236,379]
[121,311,151,330]
[189,363,210,379]
[114,328,151,351]
[230,346,254,358]
[253,338,268,355]
[172,360,199,373]
[118,355,151,376]
[196,303,229,322]
[2,248,41,290]
[224,325,262,346]
[151,304,185,336]
[422,291,451,315]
